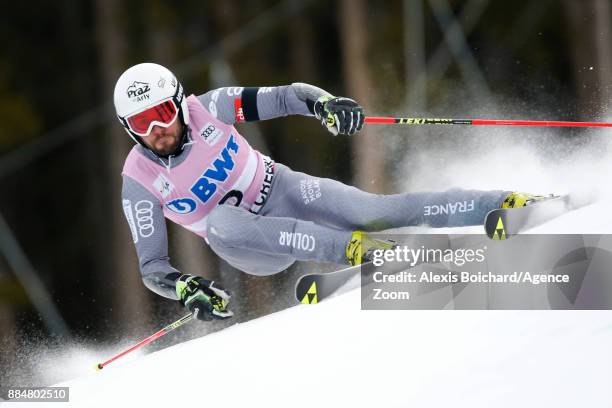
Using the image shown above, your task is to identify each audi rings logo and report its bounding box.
[135,200,155,238]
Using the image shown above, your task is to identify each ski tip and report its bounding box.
[484,193,574,240]
[564,192,597,210]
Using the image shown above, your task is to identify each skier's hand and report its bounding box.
[314,96,365,136]
[175,274,233,321]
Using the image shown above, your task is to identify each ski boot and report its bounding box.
[345,231,396,266]
[501,192,558,209]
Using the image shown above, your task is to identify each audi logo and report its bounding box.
[135,200,155,238]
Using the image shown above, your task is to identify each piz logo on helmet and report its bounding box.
[166,198,197,214]
[126,81,151,102]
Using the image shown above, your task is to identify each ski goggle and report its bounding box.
[124,99,178,137]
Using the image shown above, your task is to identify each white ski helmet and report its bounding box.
[113,62,190,155]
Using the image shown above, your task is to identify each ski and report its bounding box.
[295,263,368,304]
[297,196,574,304]
[484,195,572,240]
[295,259,414,304]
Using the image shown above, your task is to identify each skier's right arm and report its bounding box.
[121,176,234,320]
[121,175,181,300]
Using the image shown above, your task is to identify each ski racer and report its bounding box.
[114,62,545,320]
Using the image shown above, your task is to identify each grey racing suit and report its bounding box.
[121,83,508,299]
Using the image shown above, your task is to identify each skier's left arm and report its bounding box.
[197,83,364,135]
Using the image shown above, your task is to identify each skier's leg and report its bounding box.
[261,164,509,230]
[206,238,295,276]
[206,204,351,274]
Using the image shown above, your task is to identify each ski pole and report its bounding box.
[365,116,612,128]
[95,310,196,371]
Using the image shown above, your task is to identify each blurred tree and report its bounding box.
[147,0,219,300]
[564,0,612,118]
[0,66,42,151]
[4,1,611,381]
[95,0,151,335]
[0,267,24,374]
[404,0,427,114]
[280,1,323,173]
[339,0,386,192]
[211,0,280,316]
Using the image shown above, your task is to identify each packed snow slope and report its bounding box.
[5,203,606,407]
[12,128,612,407]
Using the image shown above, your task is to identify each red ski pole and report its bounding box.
[365,116,612,128]
[95,310,196,370]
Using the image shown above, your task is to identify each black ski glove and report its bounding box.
[314,96,365,136]
[175,274,233,321]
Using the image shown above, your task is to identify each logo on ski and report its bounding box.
[493,216,507,240]
[300,281,318,304]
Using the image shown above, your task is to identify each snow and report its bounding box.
[7,129,612,407]
[5,202,609,407]
[528,200,612,233]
